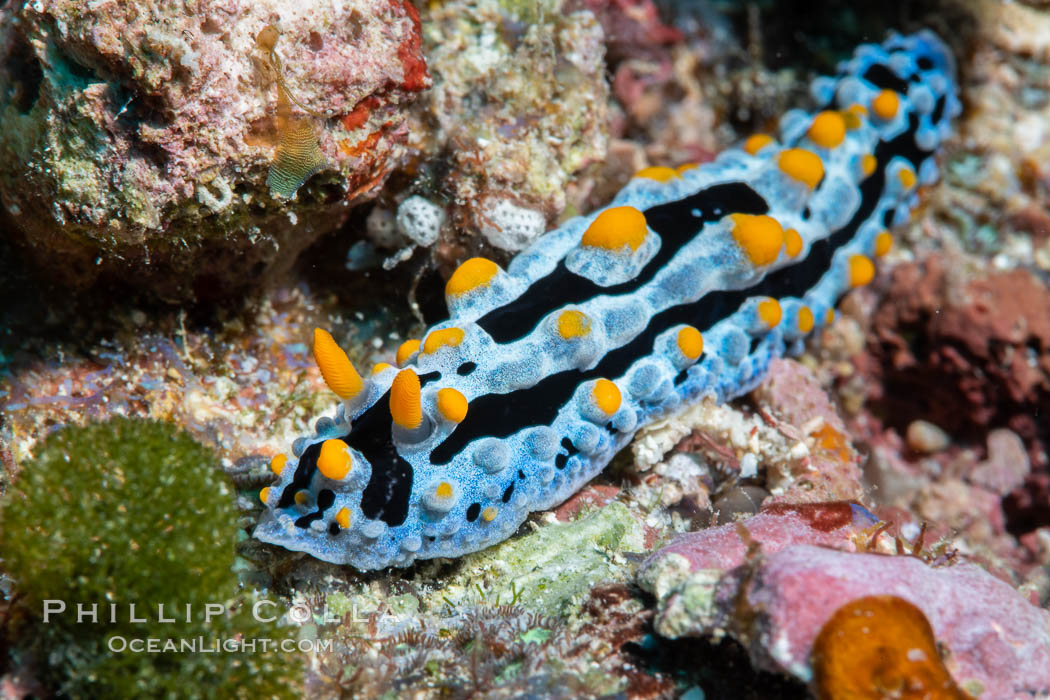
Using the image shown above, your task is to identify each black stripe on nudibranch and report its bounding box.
[354,391,414,527]
[862,63,910,95]
[294,488,335,528]
[750,115,926,300]
[287,391,415,529]
[476,183,769,343]
[429,115,929,466]
[554,437,579,469]
[278,440,321,508]
[931,95,946,125]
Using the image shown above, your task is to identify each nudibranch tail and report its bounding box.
[255,31,961,569]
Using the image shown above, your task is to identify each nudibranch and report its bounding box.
[255,32,961,569]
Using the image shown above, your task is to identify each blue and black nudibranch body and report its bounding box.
[254,32,961,569]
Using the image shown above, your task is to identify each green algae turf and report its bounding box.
[0,417,300,699]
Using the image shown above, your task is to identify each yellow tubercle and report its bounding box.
[482,506,498,522]
[744,133,774,155]
[294,490,309,506]
[390,369,423,430]
[259,487,271,504]
[825,308,835,325]
[435,482,453,499]
[634,166,680,182]
[313,328,364,400]
[807,111,846,148]
[557,310,591,339]
[849,254,875,287]
[676,162,699,173]
[422,327,465,355]
[677,326,704,360]
[861,154,877,177]
[758,298,782,328]
[898,166,916,189]
[777,148,825,188]
[729,213,784,266]
[871,89,899,120]
[874,231,893,257]
[797,306,815,333]
[317,438,352,480]
[843,104,867,129]
[784,228,803,258]
[335,507,351,529]
[396,339,420,367]
[581,206,648,252]
[436,387,468,423]
[592,379,621,416]
[371,362,394,375]
[270,453,287,476]
[446,257,500,297]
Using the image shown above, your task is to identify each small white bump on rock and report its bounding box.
[366,206,400,248]
[478,197,547,251]
[906,419,951,454]
[396,195,446,246]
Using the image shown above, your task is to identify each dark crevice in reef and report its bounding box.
[1005,486,1050,539]
[624,631,809,699]
[294,204,438,333]
[677,0,977,135]
[59,53,101,84]
[416,262,451,325]
[0,221,265,373]
[112,88,174,168]
[5,34,44,113]
[696,0,977,73]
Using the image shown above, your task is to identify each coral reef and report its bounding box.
[641,542,1050,698]
[309,604,619,698]
[0,284,351,467]
[751,358,864,504]
[0,0,428,301]
[2,0,1050,697]
[0,417,300,697]
[439,501,647,617]
[864,258,1050,447]
[626,358,867,533]
[349,0,612,277]
[402,0,608,254]
[638,502,877,601]
[854,256,1050,585]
